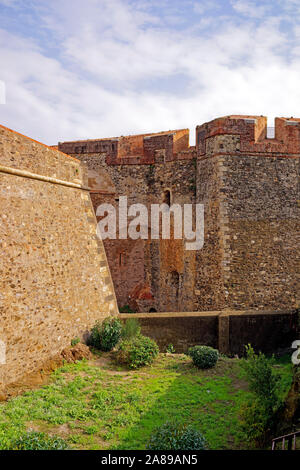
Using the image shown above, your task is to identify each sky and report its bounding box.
[0,0,300,145]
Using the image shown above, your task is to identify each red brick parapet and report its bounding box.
[59,115,300,164]
[196,115,300,157]
[58,129,192,165]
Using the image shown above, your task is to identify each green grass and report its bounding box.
[0,353,293,450]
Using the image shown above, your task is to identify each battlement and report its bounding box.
[196,115,300,156]
[59,115,300,165]
[58,129,191,164]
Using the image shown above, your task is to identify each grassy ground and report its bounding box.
[0,352,293,450]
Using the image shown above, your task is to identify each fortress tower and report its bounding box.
[59,116,300,313]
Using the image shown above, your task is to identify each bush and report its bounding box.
[147,422,206,450]
[8,431,69,450]
[121,318,141,340]
[240,345,279,413]
[116,334,159,369]
[119,305,135,313]
[239,345,282,446]
[71,337,80,347]
[187,345,219,369]
[239,400,270,446]
[166,344,175,353]
[89,316,122,351]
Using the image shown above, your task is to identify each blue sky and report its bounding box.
[0,0,300,144]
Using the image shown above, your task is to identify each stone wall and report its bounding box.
[196,115,300,311]
[220,154,299,310]
[120,310,298,355]
[0,125,118,390]
[222,310,298,356]
[59,115,300,313]
[60,135,197,312]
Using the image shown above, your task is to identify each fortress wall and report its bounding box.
[63,148,197,312]
[194,155,225,310]
[120,312,219,352]
[221,154,299,310]
[0,125,118,389]
[59,116,300,314]
[120,310,298,355]
[196,116,300,311]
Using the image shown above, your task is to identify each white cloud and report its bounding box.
[231,0,270,18]
[0,0,300,145]
[193,0,220,15]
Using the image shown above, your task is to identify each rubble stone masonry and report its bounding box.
[59,116,299,313]
[0,125,118,389]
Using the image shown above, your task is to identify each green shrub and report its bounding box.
[116,334,159,369]
[187,345,219,369]
[239,399,270,446]
[121,318,141,340]
[239,345,282,446]
[71,337,80,347]
[147,422,206,450]
[119,305,135,313]
[166,344,175,353]
[89,316,122,351]
[240,345,280,413]
[8,431,69,450]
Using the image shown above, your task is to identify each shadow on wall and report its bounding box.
[119,311,298,356]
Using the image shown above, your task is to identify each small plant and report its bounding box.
[166,344,175,354]
[187,345,219,369]
[119,305,135,313]
[147,422,206,450]
[71,337,80,347]
[8,431,70,450]
[239,345,282,446]
[239,400,269,445]
[121,318,141,340]
[116,334,159,369]
[240,345,279,412]
[89,316,122,351]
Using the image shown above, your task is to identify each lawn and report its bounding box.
[0,352,293,450]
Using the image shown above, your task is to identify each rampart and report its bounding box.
[59,115,299,314]
[0,125,118,391]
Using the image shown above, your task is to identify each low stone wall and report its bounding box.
[120,312,219,352]
[222,310,299,356]
[120,310,298,355]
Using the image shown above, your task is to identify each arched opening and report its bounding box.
[162,189,171,207]
[149,307,157,313]
[170,270,180,301]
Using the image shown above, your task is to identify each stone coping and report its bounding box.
[119,309,296,319]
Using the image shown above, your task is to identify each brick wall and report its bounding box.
[0,125,118,390]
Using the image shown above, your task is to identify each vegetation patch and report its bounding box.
[89,317,122,351]
[187,346,219,369]
[7,431,70,450]
[147,422,206,450]
[116,335,159,369]
[0,352,292,450]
